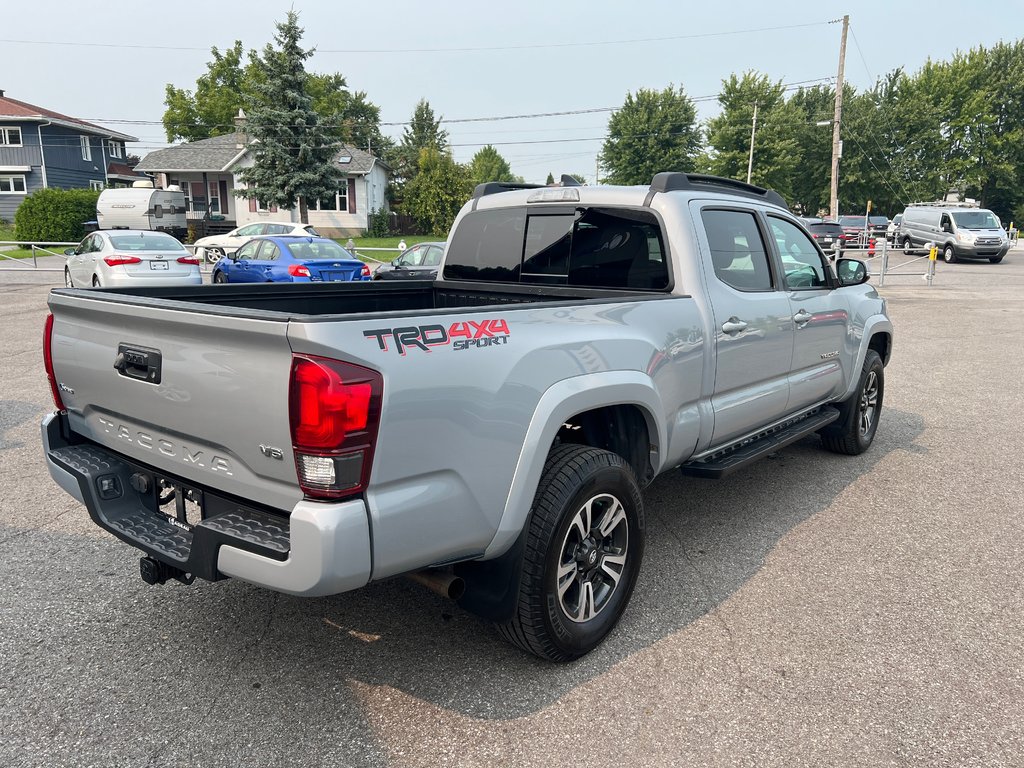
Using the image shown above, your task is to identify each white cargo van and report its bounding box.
[899,204,1009,263]
[96,186,187,239]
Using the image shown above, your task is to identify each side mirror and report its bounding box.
[835,258,868,286]
[64,248,76,256]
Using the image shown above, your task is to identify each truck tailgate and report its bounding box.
[48,291,303,512]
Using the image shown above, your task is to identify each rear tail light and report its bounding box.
[360,263,371,278]
[289,355,383,499]
[103,255,142,267]
[177,256,200,265]
[43,313,66,411]
[288,264,311,278]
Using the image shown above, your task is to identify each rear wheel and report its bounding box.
[903,236,914,255]
[943,244,958,264]
[497,444,645,661]
[213,271,228,284]
[821,350,884,455]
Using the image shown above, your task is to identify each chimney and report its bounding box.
[0,89,5,98]
[234,108,247,149]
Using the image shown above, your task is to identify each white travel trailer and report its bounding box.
[96,184,187,238]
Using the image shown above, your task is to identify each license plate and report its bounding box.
[821,238,833,245]
[151,261,169,270]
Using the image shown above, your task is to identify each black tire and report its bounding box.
[903,236,914,255]
[91,275,101,288]
[943,244,958,264]
[821,350,884,455]
[497,444,645,662]
[989,255,1004,264]
[213,271,228,284]
[64,268,73,288]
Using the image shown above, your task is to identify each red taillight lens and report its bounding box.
[361,263,371,278]
[43,313,65,411]
[288,264,311,278]
[103,255,142,267]
[177,256,200,265]
[289,355,383,499]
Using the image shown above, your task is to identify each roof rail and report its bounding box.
[472,181,544,200]
[644,172,788,209]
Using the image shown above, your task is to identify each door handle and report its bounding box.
[793,309,812,326]
[721,318,748,335]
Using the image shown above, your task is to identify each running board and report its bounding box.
[680,407,841,479]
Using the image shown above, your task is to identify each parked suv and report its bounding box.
[803,220,846,257]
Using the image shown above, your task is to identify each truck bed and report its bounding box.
[55,280,675,320]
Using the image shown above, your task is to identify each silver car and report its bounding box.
[64,230,202,288]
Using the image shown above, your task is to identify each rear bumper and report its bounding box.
[41,412,372,596]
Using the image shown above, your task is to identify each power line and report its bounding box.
[0,21,834,56]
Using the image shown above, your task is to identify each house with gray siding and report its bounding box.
[137,115,390,238]
[0,90,143,222]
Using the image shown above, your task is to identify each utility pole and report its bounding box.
[746,103,758,185]
[830,14,849,220]
[595,157,600,185]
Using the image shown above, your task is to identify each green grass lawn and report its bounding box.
[334,235,440,264]
[0,224,37,259]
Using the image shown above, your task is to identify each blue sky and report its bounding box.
[4,0,1019,183]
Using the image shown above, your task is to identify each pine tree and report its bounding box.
[236,11,342,224]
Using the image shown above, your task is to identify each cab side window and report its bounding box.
[701,209,774,291]
[767,216,830,289]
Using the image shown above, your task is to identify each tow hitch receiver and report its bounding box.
[139,556,195,586]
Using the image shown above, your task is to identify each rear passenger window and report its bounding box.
[701,209,774,291]
[445,206,668,290]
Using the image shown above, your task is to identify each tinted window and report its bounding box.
[444,209,526,283]
[808,223,844,236]
[108,233,185,252]
[768,217,829,289]
[422,246,443,266]
[286,240,354,260]
[304,225,320,236]
[444,206,668,290]
[701,209,773,291]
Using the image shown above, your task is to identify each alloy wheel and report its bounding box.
[859,370,879,437]
[556,493,629,623]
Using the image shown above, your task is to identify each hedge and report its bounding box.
[14,188,101,242]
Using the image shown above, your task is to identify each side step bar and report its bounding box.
[680,406,840,479]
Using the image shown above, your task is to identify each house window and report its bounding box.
[89,180,104,191]
[107,140,122,158]
[0,127,23,146]
[208,182,220,214]
[80,136,92,161]
[314,186,347,212]
[0,175,27,194]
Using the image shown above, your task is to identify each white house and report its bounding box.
[136,120,390,238]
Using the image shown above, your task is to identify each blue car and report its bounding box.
[211,236,371,284]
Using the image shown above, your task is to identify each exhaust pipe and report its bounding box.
[407,569,465,601]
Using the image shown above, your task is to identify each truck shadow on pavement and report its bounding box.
[172,406,926,721]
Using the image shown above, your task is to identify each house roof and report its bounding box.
[107,161,147,180]
[137,135,386,176]
[0,93,137,142]
[136,133,243,173]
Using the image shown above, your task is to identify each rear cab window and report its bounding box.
[443,206,669,291]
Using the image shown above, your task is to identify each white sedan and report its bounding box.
[64,230,202,288]
[194,221,319,263]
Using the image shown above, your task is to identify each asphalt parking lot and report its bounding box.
[1,248,1022,767]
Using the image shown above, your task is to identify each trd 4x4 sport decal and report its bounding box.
[363,319,510,355]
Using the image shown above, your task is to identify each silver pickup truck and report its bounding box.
[41,173,893,661]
